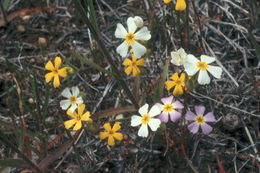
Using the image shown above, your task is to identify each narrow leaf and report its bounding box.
[0,159,29,168]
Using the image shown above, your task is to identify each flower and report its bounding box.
[64,104,92,131]
[156,95,184,123]
[163,0,172,4]
[184,55,223,85]
[133,16,144,28]
[170,48,187,66]
[131,104,161,137]
[60,87,83,113]
[175,0,186,11]
[45,56,67,88]
[123,54,145,76]
[115,17,151,58]
[185,105,216,134]
[99,123,123,146]
[165,73,185,96]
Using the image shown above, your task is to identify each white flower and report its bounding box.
[170,48,187,66]
[133,16,144,28]
[131,104,161,138]
[115,17,151,58]
[184,54,223,85]
[60,87,83,113]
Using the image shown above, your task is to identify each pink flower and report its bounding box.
[185,105,216,134]
[156,96,184,123]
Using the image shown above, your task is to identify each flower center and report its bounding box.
[175,79,182,85]
[108,130,114,136]
[75,114,81,121]
[195,115,205,125]
[53,69,58,74]
[69,96,77,105]
[125,32,136,45]
[196,61,209,71]
[141,113,150,125]
[163,103,174,113]
[177,57,184,65]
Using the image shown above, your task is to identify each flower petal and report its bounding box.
[173,85,183,96]
[138,124,148,137]
[124,66,133,75]
[132,66,140,76]
[60,100,71,110]
[54,57,62,69]
[45,72,54,83]
[61,88,71,98]
[127,17,137,33]
[53,74,60,88]
[131,115,142,127]
[108,136,115,146]
[165,81,175,91]
[135,27,151,40]
[112,123,121,132]
[198,70,210,85]
[58,67,67,77]
[195,105,205,116]
[81,111,90,121]
[157,112,168,123]
[149,105,160,117]
[71,87,79,96]
[161,95,173,104]
[77,104,85,116]
[115,23,127,39]
[169,110,182,122]
[64,119,76,129]
[103,122,112,131]
[207,65,222,79]
[69,104,78,114]
[45,61,54,71]
[131,41,146,58]
[123,58,132,66]
[184,54,199,76]
[99,132,108,139]
[188,122,200,134]
[185,111,196,121]
[113,132,123,141]
[73,121,82,131]
[139,104,149,115]
[204,112,216,122]
[116,41,129,57]
[148,118,161,131]
[201,123,213,134]
[200,55,215,64]
[76,97,83,104]
[155,103,163,111]
[173,100,184,109]
[136,58,145,66]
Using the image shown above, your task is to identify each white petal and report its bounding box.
[148,118,161,131]
[69,104,77,113]
[135,27,151,40]
[138,124,148,137]
[149,105,161,117]
[139,104,149,116]
[186,54,199,64]
[184,63,198,76]
[60,100,71,110]
[131,41,146,58]
[127,17,137,33]
[116,41,129,57]
[178,48,187,58]
[198,70,210,85]
[76,97,83,104]
[200,55,215,64]
[131,115,142,127]
[71,86,79,96]
[134,16,143,28]
[61,88,71,98]
[170,52,180,66]
[115,23,127,39]
[207,65,222,79]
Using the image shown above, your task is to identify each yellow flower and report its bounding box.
[99,123,123,146]
[64,104,92,131]
[175,0,186,11]
[163,0,172,4]
[45,56,67,88]
[165,73,185,96]
[123,54,145,77]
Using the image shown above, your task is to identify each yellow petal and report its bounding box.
[112,123,121,132]
[58,67,67,77]
[132,66,140,77]
[66,108,77,118]
[175,0,186,11]
[124,66,132,75]
[113,132,123,141]
[45,61,54,71]
[165,81,175,90]
[170,73,179,81]
[131,54,137,62]
[136,58,145,66]
[99,132,109,139]
[164,0,172,4]
[173,85,183,96]
[53,74,60,88]
[107,136,115,146]
[45,72,54,83]
[103,123,111,131]
[81,111,90,121]
[123,58,132,66]
[180,73,185,81]
[55,57,62,69]
[73,121,82,131]
[64,119,76,129]
[77,104,85,116]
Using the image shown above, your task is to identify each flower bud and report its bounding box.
[134,16,144,28]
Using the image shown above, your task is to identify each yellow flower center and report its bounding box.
[196,61,209,71]
[195,115,205,125]
[141,113,150,125]
[108,130,114,136]
[125,32,136,45]
[177,57,184,65]
[163,103,174,113]
[53,69,58,74]
[175,79,182,85]
[69,96,77,105]
[75,114,81,121]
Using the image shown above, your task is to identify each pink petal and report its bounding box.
[161,95,174,104]
[157,112,169,123]
[169,110,182,122]
[201,123,213,134]
[173,100,184,109]
[188,122,199,134]
[155,103,163,111]
[195,105,205,115]
[204,112,216,122]
[185,111,196,121]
